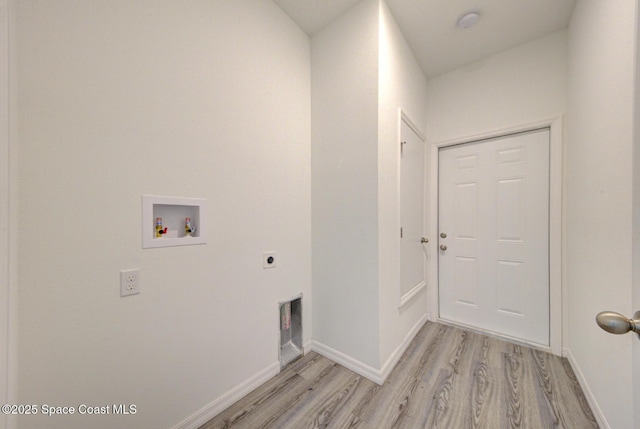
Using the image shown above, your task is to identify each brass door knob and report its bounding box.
[440,245,447,251]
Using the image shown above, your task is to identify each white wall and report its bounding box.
[311,0,381,369]
[1,1,18,429]
[20,1,637,428]
[16,1,311,428]
[377,0,428,367]
[426,30,567,143]
[634,3,640,425]
[566,1,637,428]
[311,0,429,375]
[0,0,8,422]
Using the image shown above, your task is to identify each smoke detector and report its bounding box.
[457,10,480,29]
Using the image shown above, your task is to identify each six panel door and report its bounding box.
[438,129,550,345]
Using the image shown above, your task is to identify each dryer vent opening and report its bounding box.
[279,296,302,369]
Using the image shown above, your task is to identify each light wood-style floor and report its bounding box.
[200,322,598,428]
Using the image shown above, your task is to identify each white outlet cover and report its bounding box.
[120,269,141,297]
[263,252,277,269]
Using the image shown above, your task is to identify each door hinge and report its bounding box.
[400,227,403,238]
[400,141,406,156]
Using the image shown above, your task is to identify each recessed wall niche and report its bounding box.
[142,195,206,248]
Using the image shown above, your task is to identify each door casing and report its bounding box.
[399,111,427,307]
[427,117,563,355]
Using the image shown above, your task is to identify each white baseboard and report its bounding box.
[172,316,429,428]
[311,313,429,386]
[379,314,429,382]
[303,340,313,354]
[170,361,280,429]
[563,347,610,429]
[310,340,385,384]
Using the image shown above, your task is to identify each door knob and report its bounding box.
[440,232,447,239]
[421,237,429,244]
[440,245,447,251]
[596,311,640,337]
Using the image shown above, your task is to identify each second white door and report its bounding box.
[438,129,550,346]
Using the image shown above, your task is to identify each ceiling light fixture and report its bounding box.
[457,10,480,29]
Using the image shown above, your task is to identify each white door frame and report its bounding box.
[398,110,427,307]
[428,117,563,355]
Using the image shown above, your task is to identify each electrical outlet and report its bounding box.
[120,269,140,297]
[263,252,277,269]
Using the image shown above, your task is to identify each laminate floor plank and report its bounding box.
[357,323,452,427]
[467,335,499,428]
[413,329,479,428]
[559,357,599,427]
[214,373,313,429]
[259,362,375,429]
[506,343,558,429]
[199,322,599,429]
[281,370,376,429]
[441,330,484,428]
[260,361,348,428]
[296,353,338,382]
[200,353,332,429]
[321,375,378,429]
[540,350,599,429]
[530,348,566,428]
[201,372,308,429]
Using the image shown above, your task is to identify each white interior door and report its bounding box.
[400,118,426,304]
[438,129,550,345]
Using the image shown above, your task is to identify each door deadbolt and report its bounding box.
[440,232,447,239]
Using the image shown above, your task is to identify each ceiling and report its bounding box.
[273,0,577,78]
